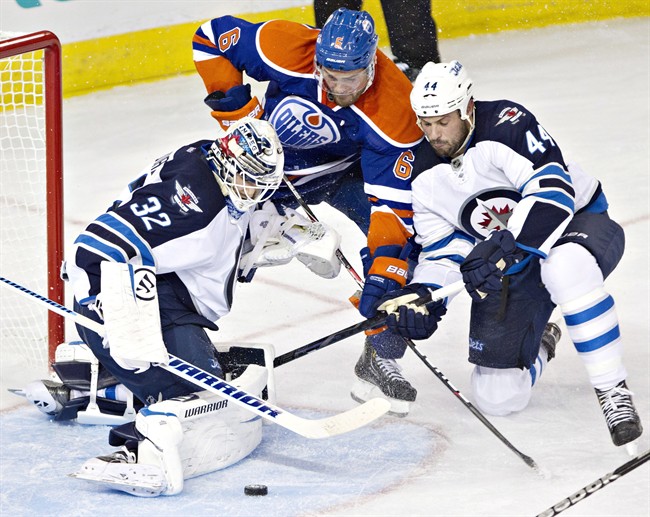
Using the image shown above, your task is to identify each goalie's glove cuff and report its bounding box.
[205,85,264,131]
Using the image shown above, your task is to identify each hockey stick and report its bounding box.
[403,337,540,471]
[0,275,390,439]
[273,279,465,367]
[282,176,365,287]
[536,449,650,516]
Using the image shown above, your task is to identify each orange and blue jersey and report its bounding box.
[192,16,423,254]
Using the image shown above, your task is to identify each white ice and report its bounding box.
[1,17,648,516]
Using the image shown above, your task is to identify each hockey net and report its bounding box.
[0,31,64,376]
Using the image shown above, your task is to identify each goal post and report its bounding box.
[1,30,64,372]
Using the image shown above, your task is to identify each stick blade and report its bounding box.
[278,398,391,439]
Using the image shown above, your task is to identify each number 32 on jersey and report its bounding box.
[130,197,171,231]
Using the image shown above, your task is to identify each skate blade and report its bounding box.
[624,440,639,457]
[350,379,411,417]
[7,388,27,397]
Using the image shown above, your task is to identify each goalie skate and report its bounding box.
[70,447,166,497]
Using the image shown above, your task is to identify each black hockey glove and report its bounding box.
[377,283,447,340]
[460,229,525,302]
[204,84,253,112]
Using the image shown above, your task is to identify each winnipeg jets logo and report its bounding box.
[477,199,513,231]
[459,188,521,240]
[172,181,202,214]
[496,107,524,126]
[268,97,340,148]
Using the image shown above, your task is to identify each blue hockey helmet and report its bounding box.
[315,8,378,72]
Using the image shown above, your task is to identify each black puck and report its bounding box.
[244,484,268,496]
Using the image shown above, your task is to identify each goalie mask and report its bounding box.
[207,118,284,212]
[410,61,474,121]
[314,8,378,97]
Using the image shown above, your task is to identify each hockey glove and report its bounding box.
[460,229,525,302]
[377,283,447,340]
[204,84,263,131]
[358,244,410,318]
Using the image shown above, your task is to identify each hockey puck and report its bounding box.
[244,484,268,496]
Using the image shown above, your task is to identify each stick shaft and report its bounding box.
[404,337,539,470]
[536,450,649,516]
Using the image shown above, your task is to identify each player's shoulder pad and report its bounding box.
[355,52,423,146]
[258,19,319,75]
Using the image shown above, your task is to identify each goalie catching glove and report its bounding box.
[242,202,342,279]
[377,283,447,340]
[99,262,168,373]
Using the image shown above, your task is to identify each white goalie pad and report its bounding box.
[100,262,168,371]
[72,364,267,497]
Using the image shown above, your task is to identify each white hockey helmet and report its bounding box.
[207,117,284,212]
[410,60,474,121]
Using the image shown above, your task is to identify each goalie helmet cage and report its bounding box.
[0,30,64,369]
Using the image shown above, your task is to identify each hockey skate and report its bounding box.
[9,380,71,416]
[9,341,137,425]
[595,380,643,447]
[541,322,562,361]
[351,340,417,417]
[70,446,166,497]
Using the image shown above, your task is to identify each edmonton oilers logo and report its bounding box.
[459,188,521,240]
[268,97,340,148]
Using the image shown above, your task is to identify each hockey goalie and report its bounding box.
[11,117,344,496]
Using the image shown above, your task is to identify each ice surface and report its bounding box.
[1,18,648,516]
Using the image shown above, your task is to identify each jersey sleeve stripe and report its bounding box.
[96,213,156,267]
[73,234,130,263]
[525,189,575,211]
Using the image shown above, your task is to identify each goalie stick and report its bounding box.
[0,275,390,439]
[536,449,649,516]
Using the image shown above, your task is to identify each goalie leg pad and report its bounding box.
[71,365,266,497]
[148,364,266,482]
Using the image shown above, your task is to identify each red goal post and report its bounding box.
[1,31,64,369]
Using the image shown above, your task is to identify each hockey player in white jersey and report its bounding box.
[370,61,643,448]
[32,117,339,496]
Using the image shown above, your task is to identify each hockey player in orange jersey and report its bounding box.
[193,8,424,414]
